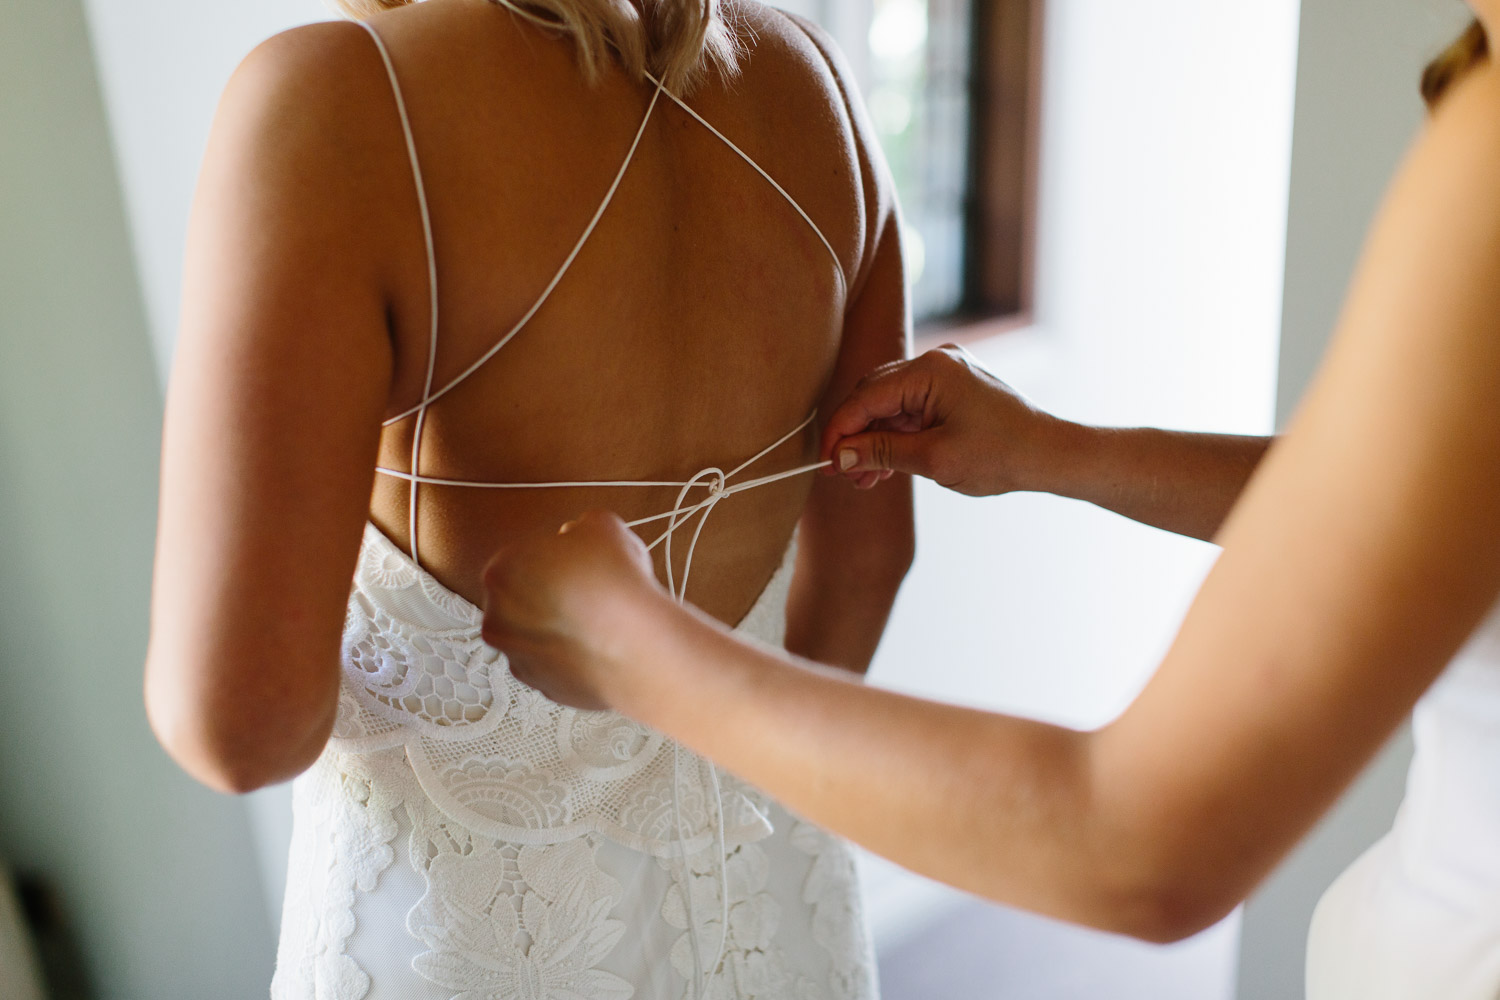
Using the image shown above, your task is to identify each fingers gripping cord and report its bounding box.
[356,16,840,997]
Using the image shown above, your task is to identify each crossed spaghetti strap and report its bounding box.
[356,19,843,596]
[355,18,844,999]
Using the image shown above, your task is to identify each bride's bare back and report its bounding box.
[362,0,870,622]
[146,0,912,791]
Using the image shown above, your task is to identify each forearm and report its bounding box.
[1028,422,1273,542]
[608,595,1179,939]
[785,476,914,672]
[785,570,903,673]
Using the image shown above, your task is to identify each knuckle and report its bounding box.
[935,345,966,370]
[925,438,957,483]
[860,358,905,388]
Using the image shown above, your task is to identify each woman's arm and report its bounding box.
[145,24,399,793]
[825,346,1271,542]
[781,13,914,673]
[484,61,1500,939]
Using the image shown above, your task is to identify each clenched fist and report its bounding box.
[481,510,669,711]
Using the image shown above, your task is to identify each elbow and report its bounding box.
[179,754,278,797]
[184,747,287,797]
[146,692,278,795]
[1104,878,1237,945]
[1067,734,1248,944]
[1087,839,1244,944]
[145,654,332,795]
[148,711,277,795]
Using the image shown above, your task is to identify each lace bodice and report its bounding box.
[335,524,794,855]
[270,525,878,1000]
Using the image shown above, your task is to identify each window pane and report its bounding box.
[866,0,974,321]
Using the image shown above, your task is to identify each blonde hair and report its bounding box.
[335,0,742,94]
[1422,18,1488,108]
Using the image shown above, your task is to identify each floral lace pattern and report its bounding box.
[792,822,878,1000]
[662,838,826,1000]
[273,526,878,1000]
[271,751,402,1000]
[333,524,780,856]
[407,836,634,1000]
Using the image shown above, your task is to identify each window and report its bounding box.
[799,0,1043,331]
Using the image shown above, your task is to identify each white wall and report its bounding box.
[1234,1,1470,997]
[0,1,276,996]
[81,0,331,376]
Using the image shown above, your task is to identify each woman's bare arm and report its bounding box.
[483,60,1500,939]
[781,12,914,673]
[145,23,396,793]
[826,347,1271,543]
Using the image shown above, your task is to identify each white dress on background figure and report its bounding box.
[1307,598,1500,998]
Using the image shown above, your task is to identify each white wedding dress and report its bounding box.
[270,15,878,1000]
[270,526,875,1000]
[1307,598,1500,998]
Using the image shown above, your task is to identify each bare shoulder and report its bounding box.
[193,18,412,309]
[225,19,382,127]
[203,18,407,219]
[751,5,852,90]
[735,3,868,135]
[735,3,894,289]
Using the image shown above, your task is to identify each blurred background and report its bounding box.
[0,0,1471,996]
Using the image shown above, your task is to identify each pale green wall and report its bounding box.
[0,0,275,996]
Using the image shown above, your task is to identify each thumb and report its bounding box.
[833,428,937,478]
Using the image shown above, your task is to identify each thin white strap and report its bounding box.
[382,81,667,428]
[645,71,848,299]
[372,411,824,491]
[376,407,826,598]
[632,460,829,524]
[371,471,702,489]
[359,20,442,564]
[724,410,820,479]
[373,460,830,493]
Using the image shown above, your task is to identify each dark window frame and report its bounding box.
[918,0,1044,345]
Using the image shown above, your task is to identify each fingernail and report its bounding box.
[838,449,857,471]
